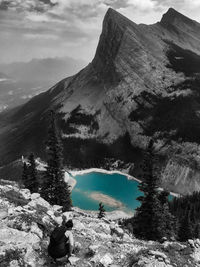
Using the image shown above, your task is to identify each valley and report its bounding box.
[1,6,200,267]
[0,8,200,195]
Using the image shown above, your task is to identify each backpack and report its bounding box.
[50,226,68,246]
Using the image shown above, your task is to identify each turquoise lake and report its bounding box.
[71,172,142,212]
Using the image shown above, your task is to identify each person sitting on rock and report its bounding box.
[48,217,74,262]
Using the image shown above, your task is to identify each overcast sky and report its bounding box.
[0,0,199,64]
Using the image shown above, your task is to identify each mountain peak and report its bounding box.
[165,7,181,16]
[104,8,136,29]
[106,7,118,16]
[160,7,197,27]
[105,7,125,19]
[92,8,137,83]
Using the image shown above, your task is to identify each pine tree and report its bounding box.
[133,139,164,241]
[27,153,38,193]
[98,202,105,219]
[41,110,72,211]
[194,223,200,239]
[158,190,176,239]
[22,162,28,188]
[178,210,193,242]
[169,192,200,239]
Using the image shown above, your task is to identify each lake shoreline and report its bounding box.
[70,168,140,182]
[64,171,77,191]
[69,168,179,197]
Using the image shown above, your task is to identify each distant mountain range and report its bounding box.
[0,57,86,84]
[0,72,9,79]
[0,57,86,111]
[1,8,200,194]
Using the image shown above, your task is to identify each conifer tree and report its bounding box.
[158,190,175,239]
[169,192,200,239]
[98,202,105,219]
[178,210,193,241]
[41,110,72,211]
[21,154,38,193]
[27,153,38,193]
[133,139,163,241]
[194,223,200,239]
[22,162,28,188]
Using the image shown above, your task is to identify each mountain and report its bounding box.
[0,72,9,79]
[0,57,86,111]
[0,57,86,84]
[1,8,200,194]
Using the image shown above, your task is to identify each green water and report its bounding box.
[72,172,142,212]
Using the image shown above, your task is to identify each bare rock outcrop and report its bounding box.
[1,180,200,266]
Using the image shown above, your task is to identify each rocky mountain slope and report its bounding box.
[0,8,200,194]
[1,179,200,267]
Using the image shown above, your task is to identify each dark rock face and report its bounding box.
[92,8,137,83]
[166,41,200,76]
[1,8,200,194]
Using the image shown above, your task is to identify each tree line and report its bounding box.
[125,139,200,242]
[169,192,200,241]
[22,110,105,217]
[22,110,200,241]
[22,110,72,212]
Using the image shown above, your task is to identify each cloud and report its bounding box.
[0,0,55,12]
[0,0,199,64]
[128,0,155,10]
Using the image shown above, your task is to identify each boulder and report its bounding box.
[54,216,63,225]
[110,225,124,238]
[28,197,51,211]
[188,239,195,248]
[148,250,167,260]
[14,206,25,213]
[163,241,187,252]
[7,216,30,232]
[123,233,132,242]
[30,222,43,239]
[88,244,99,255]
[137,257,169,267]
[74,220,85,231]
[0,207,8,220]
[91,253,113,267]
[74,242,82,253]
[42,215,53,226]
[96,232,112,239]
[47,210,55,220]
[161,237,168,243]
[62,211,73,221]
[68,256,80,265]
[53,205,62,213]
[31,193,40,200]
[24,245,46,267]
[100,253,113,266]
[20,189,31,200]
[0,227,40,245]
[9,260,20,267]
[191,250,200,263]
[24,245,38,266]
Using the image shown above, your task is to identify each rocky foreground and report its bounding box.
[0,180,200,267]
